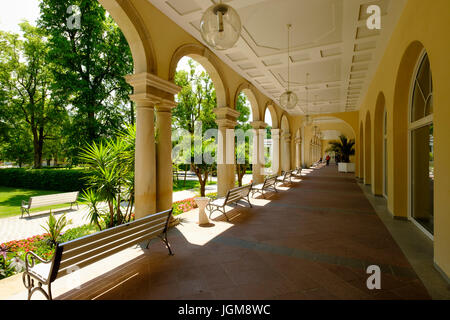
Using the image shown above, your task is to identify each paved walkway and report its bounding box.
[5,165,431,300]
[0,174,253,244]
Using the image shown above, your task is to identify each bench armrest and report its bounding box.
[21,200,29,208]
[24,251,52,272]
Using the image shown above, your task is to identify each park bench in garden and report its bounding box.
[207,184,253,221]
[251,175,278,199]
[276,170,294,186]
[22,208,174,300]
[21,192,79,218]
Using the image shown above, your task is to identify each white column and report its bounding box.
[133,97,157,218]
[127,72,180,217]
[155,101,176,212]
[251,121,267,184]
[214,107,239,197]
[271,129,281,175]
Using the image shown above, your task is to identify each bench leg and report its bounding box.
[23,273,52,300]
[159,233,174,256]
[247,196,252,208]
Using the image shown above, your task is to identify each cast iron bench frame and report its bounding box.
[276,170,294,185]
[207,184,253,221]
[251,175,278,198]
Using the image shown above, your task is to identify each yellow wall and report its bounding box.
[358,0,450,278]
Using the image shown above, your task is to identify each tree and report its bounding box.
[235,92,251,187]
[38,0,134,148]
[173,59,217,196]
[0,23,64,168]
[326,135,355,163]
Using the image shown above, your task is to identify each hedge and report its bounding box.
[0,168,92,192]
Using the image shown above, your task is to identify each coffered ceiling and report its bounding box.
[148,0,406,115]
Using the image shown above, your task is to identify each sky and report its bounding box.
[0,0,40,33]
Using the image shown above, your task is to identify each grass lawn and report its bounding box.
[0,187,84,219]
[172,179,216,192]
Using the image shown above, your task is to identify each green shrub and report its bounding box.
[0,168,91,191]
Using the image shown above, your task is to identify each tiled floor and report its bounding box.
[44,164,431,300]
[1,165,430,300]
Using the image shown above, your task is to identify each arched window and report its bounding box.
[410,52,434,236]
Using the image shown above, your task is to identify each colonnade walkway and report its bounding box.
[7,165,431,300]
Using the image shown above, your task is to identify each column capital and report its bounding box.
[214,107,239,128]
[295,137,302,144]
[271,128,281,138]
[126,72,181,107]
[214,107,240,120]
[283,132,291,142]
[155,100,177,113]
[250,121,267,130]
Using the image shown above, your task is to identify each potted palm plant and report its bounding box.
[326,135,356,173]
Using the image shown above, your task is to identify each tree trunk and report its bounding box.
[32,127,44,169]
[130,101,135,125]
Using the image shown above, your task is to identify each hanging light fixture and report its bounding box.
[200,0,242,50]
[280,24,298,110]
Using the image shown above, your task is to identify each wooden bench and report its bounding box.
[22,208,174,300]
[292,167,303,177]
[21,192,79,218]
[276,170,293,185]
[251,175,278,198]
[207,184,253,221]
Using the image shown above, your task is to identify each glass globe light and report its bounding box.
[200,3,241,50]
[280,90,298,110]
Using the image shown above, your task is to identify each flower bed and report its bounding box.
[172,198,197,216]
[0,224,98,280]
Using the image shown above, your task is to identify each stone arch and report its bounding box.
[235,82,260,121]
[264,102,279,129]
[98,0,156,74]
[168,43,229,108]
[373,92,386,195]
[359,121,364,179]
[281,114,290,133]
[393,41,426,218]
[364,111,372,185]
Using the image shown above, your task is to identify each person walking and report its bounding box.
[326,155,331,166]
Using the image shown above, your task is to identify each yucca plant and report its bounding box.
[79,125,136,228]
[326,135,355,163]
[81,189,104,231]
[41,213,68,247]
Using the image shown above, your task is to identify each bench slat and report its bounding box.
[61,211,169,251]
[61,219,167,260]
[57,227,165,275]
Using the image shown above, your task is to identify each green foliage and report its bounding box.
[0,168,90,191]
[81,188,104,231]
[79,125,135,228]
[326,135,356,163]
[0,23,65,168]
[173,59,218,196]
[235,92,252,186]
[41,213,68,247]
[39,0,134,149]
